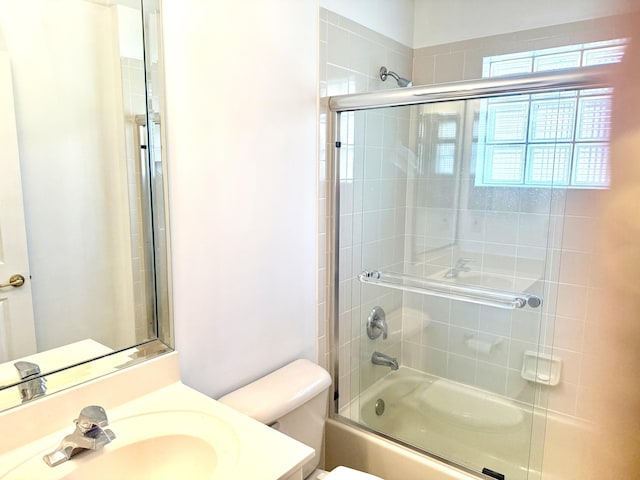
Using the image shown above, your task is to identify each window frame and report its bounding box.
[474,39,625,189]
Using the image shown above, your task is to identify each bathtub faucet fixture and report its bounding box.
[371,352,399,370]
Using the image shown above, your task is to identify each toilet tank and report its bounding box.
[218,359,332,477]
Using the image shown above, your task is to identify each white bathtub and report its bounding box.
[326,367,589,480]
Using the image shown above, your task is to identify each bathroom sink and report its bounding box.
[0,353,313,480]
[1,411,239,480]
[66,434,221,480]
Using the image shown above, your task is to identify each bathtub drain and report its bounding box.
[374,398,385,416]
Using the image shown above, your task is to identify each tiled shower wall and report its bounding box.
[319,10,625,420]
[318,8,412,410]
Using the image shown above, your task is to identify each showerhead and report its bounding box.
[379,66,412,88]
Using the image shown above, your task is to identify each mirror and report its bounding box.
[0,0,171,410]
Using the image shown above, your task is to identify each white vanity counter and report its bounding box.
[0,352,313,479]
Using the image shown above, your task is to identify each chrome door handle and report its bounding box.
[0,274,25,288]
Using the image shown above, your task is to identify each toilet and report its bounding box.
[218,359,382,480]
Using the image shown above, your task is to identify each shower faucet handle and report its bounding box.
[367,306,388,340]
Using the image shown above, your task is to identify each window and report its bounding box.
[434,117,458,175]
[475,39,626,188]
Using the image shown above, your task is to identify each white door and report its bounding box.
[0,52,37,362]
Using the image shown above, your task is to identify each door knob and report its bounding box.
[0,274,25,288]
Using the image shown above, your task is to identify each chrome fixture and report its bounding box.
[360,270,542,310]
[379,66,412,87]
[366,306,388,340]
[43,405,115,467]
[444,258,473,279]
[14,361,47,402]
[371,351,399,371]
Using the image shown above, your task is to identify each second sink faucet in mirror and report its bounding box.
[14,361,47,403]
[444,258,473,279]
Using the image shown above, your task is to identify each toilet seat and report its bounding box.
[319,466,383,480]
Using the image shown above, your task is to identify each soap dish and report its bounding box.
[521,351,562,386]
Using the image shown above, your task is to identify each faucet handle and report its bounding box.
[457,257,473,266]
[76,405,109,433]
[366,306,388,340]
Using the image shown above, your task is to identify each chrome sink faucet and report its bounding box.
[43,405,116,467]
[444,258,473,279]
[371,351,399,371]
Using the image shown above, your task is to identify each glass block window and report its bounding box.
[573,143,610,185]
[529,98,576,141]
[577,96,612,140]
[485,145,525,183]
[527,145,572,184]
[483,39,626,77]
[477,39,626,188]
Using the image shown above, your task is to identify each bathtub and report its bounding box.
[325,367,589,480]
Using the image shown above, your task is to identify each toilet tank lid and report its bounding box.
[218,359,332,424]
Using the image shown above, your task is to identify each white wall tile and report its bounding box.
[476,361,507,395]
[447,353,476,384]
[558,251,592,286]
[420,346,448,377]
[555,284,587,319]
[561,216,597,253]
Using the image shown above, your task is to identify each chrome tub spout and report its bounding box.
[371,351,399,370]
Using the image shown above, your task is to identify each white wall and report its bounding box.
[320,0,415,47]
[414,0,635,48]
[162,0,318,398]
[160,0,415,400]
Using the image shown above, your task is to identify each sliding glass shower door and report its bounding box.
[330,81,603,477]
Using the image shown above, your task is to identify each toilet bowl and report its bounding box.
[218,359,382,480]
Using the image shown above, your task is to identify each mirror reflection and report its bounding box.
[0,0,169,398]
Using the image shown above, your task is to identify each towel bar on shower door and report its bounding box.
[359,270,542,310]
